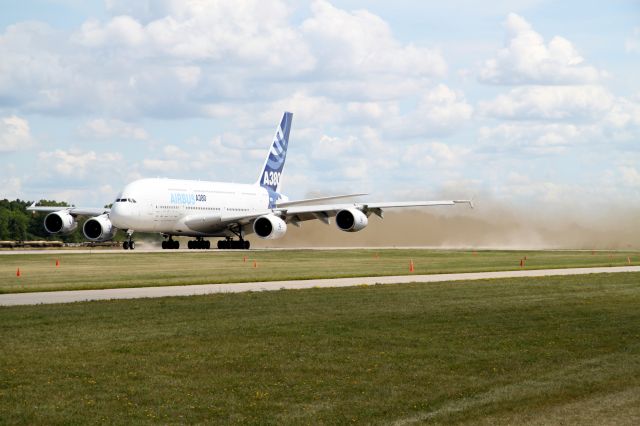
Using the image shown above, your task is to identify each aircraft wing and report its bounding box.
[274,200,473,224]
[276,193,367,208]
[183,211,272,233]
[27,203,110,216]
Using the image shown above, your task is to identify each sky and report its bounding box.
[1,0,639,217]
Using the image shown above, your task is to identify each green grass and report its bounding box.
[1,272,640,424]
[0,249,638,293]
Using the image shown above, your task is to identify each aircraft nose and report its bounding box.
[110,202,123,224]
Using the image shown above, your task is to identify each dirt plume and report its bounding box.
[250,202,640,249]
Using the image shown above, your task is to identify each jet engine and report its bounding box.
[253,215,287,239]
[83,214,117,242]
[336,208,368,232]
[44,211,78,235]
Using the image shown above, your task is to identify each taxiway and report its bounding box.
[1,265,639,306]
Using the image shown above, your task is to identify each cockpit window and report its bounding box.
[114,198,137,203]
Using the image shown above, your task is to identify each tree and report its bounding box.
[0,199,86,242]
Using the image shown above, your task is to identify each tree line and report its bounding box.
[0,199,87,242]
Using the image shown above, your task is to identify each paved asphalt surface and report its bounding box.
[2,266,639,306]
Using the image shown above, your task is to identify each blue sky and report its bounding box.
[1,0,639,215]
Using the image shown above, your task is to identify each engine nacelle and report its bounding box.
[253,215,287,240]
[336,208,368,232]
[44,211,78,235]
[83,214,117,242]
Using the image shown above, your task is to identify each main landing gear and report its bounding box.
[187,238,211,250]
[123,231,135,250]
[217,238,250,250]
[161,236,180,250]
[217,225,250,249]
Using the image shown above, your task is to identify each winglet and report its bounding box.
[454,200,474,209]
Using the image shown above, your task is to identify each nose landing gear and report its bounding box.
[123,231,135,250]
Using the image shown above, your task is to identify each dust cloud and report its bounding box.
[250,202,640,250]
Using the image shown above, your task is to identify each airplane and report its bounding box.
[28,112,472,250]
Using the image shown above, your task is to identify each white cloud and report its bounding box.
[163,145,189,160]
[479,13,602,85]
[478,123,589,154]
[500,172,571,203]
[0,176,22,199]
[0,115,35,152]
[265,91,342,127]
[301,0,446,78]
[620,166,640,187]
[142,158,180,172]
[38,150,122,177]
[74,0,316,74]
[0,0,452,123]
[626,27,640,53]
[79,118,148,140]
[386,84,473,138]
[76,16,146,47]
[342,159,369,180]
[311,135,358,160]
[402,142,469,169]
[477,87,640,154]
[604,97,640,129]
[479,85,613,120]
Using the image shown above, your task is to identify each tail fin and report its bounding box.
[257,112,293,192]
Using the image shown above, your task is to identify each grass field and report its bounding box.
[1,272,640,424]
[1,249,639,294]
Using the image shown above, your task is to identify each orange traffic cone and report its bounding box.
[628,256,631,265]
[409,259,415,273]
[243,256,247,263]
[520,259,524,268]
[253,260,257,268]
[16,268,21,277]
[55,259,60,267]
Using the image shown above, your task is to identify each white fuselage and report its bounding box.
[110,178,275,237]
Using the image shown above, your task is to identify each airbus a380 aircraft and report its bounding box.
[29,112,472,250]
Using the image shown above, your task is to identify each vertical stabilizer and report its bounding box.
[257,112,293,193]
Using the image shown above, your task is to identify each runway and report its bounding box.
[2,265,639,306]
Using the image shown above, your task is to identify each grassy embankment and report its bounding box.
[1,272,640,423]
[0,249,639,293]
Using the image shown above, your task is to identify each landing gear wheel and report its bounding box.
[187,239,210,249]
[123,241,129,250]
[217,239,249,250]
[162,237,179,249]
[129,241,135,250]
